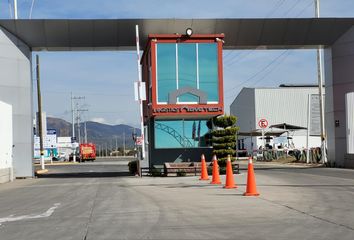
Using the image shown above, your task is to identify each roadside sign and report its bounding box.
[136,137,143,146]
[47,129,57,135]
[258,119,268,129]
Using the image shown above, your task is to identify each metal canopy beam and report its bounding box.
[0,18,354,51]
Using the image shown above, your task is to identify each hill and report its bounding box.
[46,117,140,148]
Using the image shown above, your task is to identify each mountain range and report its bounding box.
[46,117,140,148]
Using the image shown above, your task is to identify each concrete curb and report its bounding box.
[46,162,80,166]
[34,162,80,166]
[35,169,49,175]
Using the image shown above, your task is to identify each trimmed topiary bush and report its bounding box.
[207,115,239,167]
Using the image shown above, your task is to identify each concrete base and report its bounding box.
[0,168,13,183]
[344,154,354,168]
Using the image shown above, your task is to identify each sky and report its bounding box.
[1,0,354,127]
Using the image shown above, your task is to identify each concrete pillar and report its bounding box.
[325,26,354,168]
[0,26,33,177]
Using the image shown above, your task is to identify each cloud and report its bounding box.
[90,117,106,124]
[114,119,126,125]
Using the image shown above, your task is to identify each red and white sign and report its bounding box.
[136,137,143,146]
[258,119,268,129]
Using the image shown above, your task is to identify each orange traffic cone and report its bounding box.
[210,155,221,184]
[244,156,260,196]
[223,155,237,189]
[199,154,209,180]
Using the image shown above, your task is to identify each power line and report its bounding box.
[295,0,314,17]
[225,50,289,95]
[225,51,292,100]
[224,0,309,70]
[8,0,13,18]
[29,0,36,19]
[282,0,303,17]
[33,89,131,97]
[266,0,287,18]
[252,51,292,88]
[224,50,256,69]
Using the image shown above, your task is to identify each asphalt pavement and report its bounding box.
[1,159,354,240]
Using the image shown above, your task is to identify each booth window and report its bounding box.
[155,119,210,148]
[156,43,219,104]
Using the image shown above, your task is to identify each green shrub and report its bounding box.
[151,168,163,177]
[209,115,239,161]
[213,142,236,150]
[212,128,238,137]
[212,135,236,144]
[128,160,138,174]
[213,115,237,129]
[176,170,186,177]
[213,149,236,158]
[207,166,213,175]
[217,157,236,167]
[219,167,227,175]
[207,165,227,174]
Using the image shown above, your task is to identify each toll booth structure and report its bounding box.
[141,33,225,167]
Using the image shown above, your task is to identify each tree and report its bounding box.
[208,115,239,167]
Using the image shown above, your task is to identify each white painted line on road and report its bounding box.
[0,203,61,226]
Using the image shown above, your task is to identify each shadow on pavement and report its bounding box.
[246,166,325,171]
[257,184,354,187]
[36,171,133,178]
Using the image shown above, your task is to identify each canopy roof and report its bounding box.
[239,129,287,137]
[269,123,307,130]
[0,18,353,51]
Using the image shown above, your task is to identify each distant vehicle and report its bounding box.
[58,152,68,161]
[80,143,96,162]
[68,152,80,162]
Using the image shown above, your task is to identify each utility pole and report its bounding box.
[71,93,76,163]
[13,0,18,19]
[77,103,81,144]
[71,95,85,162]
[133,127,137,158]
[36,55,45,170]
[315,0,327,164]
[135,25,146,161]
[84,121,87,143]
[76,105,88,145]
[123,132,126,157]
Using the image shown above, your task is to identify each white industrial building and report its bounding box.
[230,85,323,155]
[0,101,13,183]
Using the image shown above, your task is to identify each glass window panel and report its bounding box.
[157,44,176,102]
[178,44,198,102]
[155,120,210,149]
[198,43,219,102]
[155,120,182,148]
